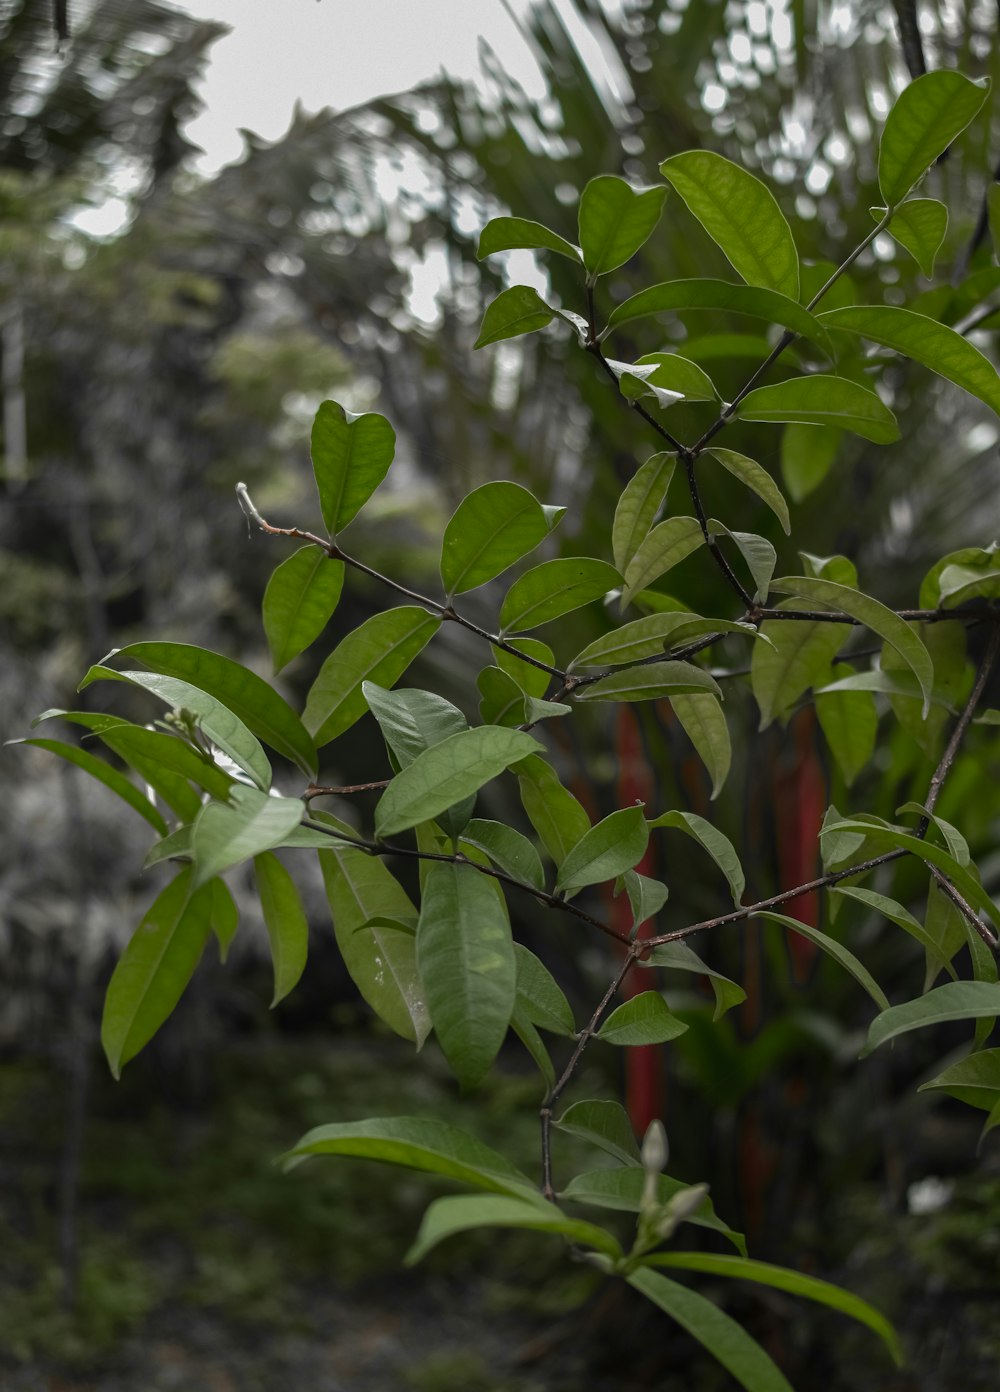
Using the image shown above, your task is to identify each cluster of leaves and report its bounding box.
[15,68,1000,1391]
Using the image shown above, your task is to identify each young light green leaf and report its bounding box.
[817,305,1000,417]
[604,279,827,348]
[659,151,799,298]
[553,1098,641,1166]
[756,912,889,1011]
[769,576,933,715]
[263,546,345,674]
[474,285,553,349]
[612,454,677,574]
[598,991,688,1046]
[491,638,556,697]
[627,1267,794,1392]
[555,805,650,897]
[78,665,271,791]
[878,71,990,206]
[649,809,744,905]
[709,520,775,601]
[405,1193,620,1267]
[815,661,878,787]
[101,868,213,1078]
[116,641,317,778]
[640,940,746,1021]
[578,175,667,278]
[635,353,719,402]
[500,558,620,633]
[562,1169,745,1253]
[577,662,723,705]
[374,726,542,838]
[874,199,948,277]
[284,1115,538,1197]
[417,861,516,1091]
[477,215,581,263]
[15,737,168,835]
[303,606,441,748]
[832,885,956,981]
[317,816,429,1045]
[919,1049,1000,1110]
[191,785,304,889]
[440,481,554,596]
[861,981,1000,1057]
[516,754,591,865]
[621,517,704,607]
[515,944,575,1036]
[780,423,841,503]
[254,852,309,1007]
[311,400,395,536]
[670,693,732,800]
[736,375,900,444]
[648,1253,901,1365]
[705,448,790,534]
[463,818,545,892]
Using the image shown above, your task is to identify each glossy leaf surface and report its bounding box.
[736,375,900,444]
[311,400,395,535]
[263,546,345,674]
[578,175,667,277]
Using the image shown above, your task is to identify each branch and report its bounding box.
[919,621,1000,829]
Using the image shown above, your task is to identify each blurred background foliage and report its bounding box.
[2,0,1000,1386]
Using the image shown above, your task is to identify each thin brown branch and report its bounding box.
[919,621,1000,829]
[305,780,391,797]
[929,866,1000,951]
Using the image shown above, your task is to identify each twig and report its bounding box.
[919,621,1000,829]
[929,866,1000,950]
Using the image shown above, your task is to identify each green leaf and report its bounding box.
[817,305,1000,417]
[116,641,317,778]
[570,612,705,669]
[100,726,234,805]
[516,754,591,865]
[815,661,878,786]
[363,683,473,838]
[640,941,746,1021]
[735,375,900,444]
[709,520,776,601]
[284,1115,538,1198]
[604,279,827,348]
[862,981,1000,1057]
[634,354,719,402]
[440,481,554,596]
[515,944,575,1036]
[649,810,745,905]
[780,423,841,503]
[670,694,731,800]
[208,878,239,961]
[191,785,304,889]
[317,817,429,1045]
[553,1098,641,1166]
[878,71,990,206]
[263,546,345,674]
[627,1267,794,1392]
[254,852,309,1007]
[705,448,790,534]
[500,558,620,633]
[144,825,193,869]
[648,1253,901,1365]
[577,662,722,705]
[416,862,516,1090]
[303,607,441,747]
[659,151,798,298]
[919,1049,1000,1110]
[874,199,948,277]
[578,175,667,278]
[769,576,934,715]
[896,802,969,866]
[374,727,542,839]
[621,517,704,608]
[598,991,688,1046]
[562,1169,744,1252]
[752,582,851,728]
[511,1009,555,1089]
[832,885,955,981]
[612,454,677,575]
[477,215,581,263]
[405,1193,620,1266]
[555,806,650,897]
[101,868,213,1078]
[311,400,395,536]
[78,665,272,792]
[755,912,889,1011]
[491,638,556,697]
[474,285,553,349]
[463,818,545,892]
[477,665,525,728]
[15,737,168,835]
[619,869,669,930]
[31,708,132,735]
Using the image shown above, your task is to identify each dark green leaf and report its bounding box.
[671,693,731,800]
[659,151,799,297]
[15,737,167,835]
[619,870,669,932]
[263,546,345,674]
[815,661,878,786]
[477,665,526,728]
[640,940,746,1020]
[491,638,556,697]
[553,1098,641,1166]
[635,353,719,402]
[406,1193,620,1266]
[612,454,677,575]
[780,423,841,502]
[705,448,790,534]
[477,216,581,262]
[756,912,889,1010]
[875,199,948,277]
[709,520,775,601]
[878,71,990,206]
[577,663,722,705]
[919,1049,1000,1110]
[621,517,704,607]
[254,852,309,1007]
[464,818,545,892]
[563,1168,745,1254]
[649,810,744,905]
[555,806,650,896]
[311,400,395,536]
[862,981,1000,1057]
[208,879,239,961]
[303,607,441,747]
[143,825,193,869]
[364,683,473,837]
[191,785,304,889]
[474,285,553,349]
[598,992,688,1046]
[515,944,575,1036]
[832,885,955,981]
[736,375,900,444]
[500,558,620,633]
[604,279,828,348]
[570,612,705,669]
[516,755,590,865]
[101,726,234,805]
[578,175,667,277]
[440,481,554,596]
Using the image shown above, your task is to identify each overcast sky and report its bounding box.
[172,0,551,172]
